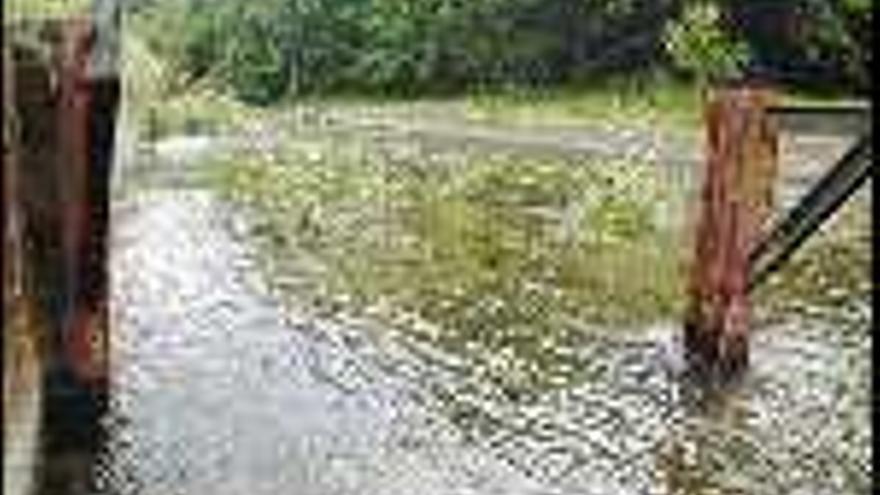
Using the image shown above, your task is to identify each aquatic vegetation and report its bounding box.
[210,140,688,391]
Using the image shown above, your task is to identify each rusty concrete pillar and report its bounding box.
[684,85,779,376]
[57,17,110,386]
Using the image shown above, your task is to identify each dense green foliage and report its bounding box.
[135,0,674,103]
[132,0,871,104]
[663,2,751,83]
[724,0,872,93]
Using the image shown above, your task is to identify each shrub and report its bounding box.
[131,0,869,99]
[663,2,751,84]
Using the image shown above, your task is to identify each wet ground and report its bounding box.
[42,114,871,494]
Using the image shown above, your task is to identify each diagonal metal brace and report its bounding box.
[748,133,872,291]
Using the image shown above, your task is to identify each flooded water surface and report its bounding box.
[83,124,872,495]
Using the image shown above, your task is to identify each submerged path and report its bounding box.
[97,140,546,495]
[56,112,872,494]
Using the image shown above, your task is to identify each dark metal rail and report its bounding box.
[767,102,871,136]
[745,101,872,291]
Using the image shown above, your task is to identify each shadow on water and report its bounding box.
[36,372,106,495]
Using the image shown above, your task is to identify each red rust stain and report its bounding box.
[65,301,108,384]
[56,18,110,385]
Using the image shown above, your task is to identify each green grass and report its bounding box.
[464,73,862,132]
[122,30,266,140]
[466,74,702,131]
[137,85,261,138]
[209,140,688,392]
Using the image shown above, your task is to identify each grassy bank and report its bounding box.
[209,138,688,391]
[121,29,264,140]
[466,74,702,131]
[205,125,870,392]
[465,74,859,133]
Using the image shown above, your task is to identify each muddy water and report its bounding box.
[82,135,871,494]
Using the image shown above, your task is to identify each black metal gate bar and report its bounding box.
[766,102,871,136]
[748,133,872,291]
